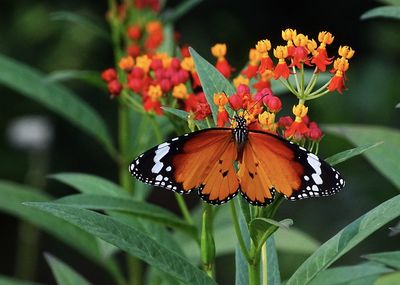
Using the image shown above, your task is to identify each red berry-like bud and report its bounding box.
[171,73,181,85]
[265,96,282,112]
[131,67,145,79]
[165,67,175,79]
[237,84,250,96]
[127,78,143,93]
[181,45,190,57]
[278,116,293,129]
[307,122,323,141]
[108,80,122,96]
[229,94,243,111]
[154,69,166,80]
[260,87,273,97]
[178,69,189,83]
[127,25,141,40]
[150,58,163,70]
[302,115,310,125]
[170,57,181,70]
[160,79,172,92]
[101,68,117,82]
[127,44,141,58]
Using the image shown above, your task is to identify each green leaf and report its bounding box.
[374,271,400,285]
[0,276,43,285]
[189,47,236,124]
[266,236,281,285]
[0,54,116,157]
[162,106,208,129]
[379,0,400,6]
[396,102,400,108]
[361,6,400,20]
[325,142,383,166]
[363,251,400,269]
[55,194,197,237]
[44,70,105,89]
[26,202,216,285]
[163,0,204,23]
[249,217,292,245]
[307,263,392,285]
[324,125,400,188]
[50,11,109,41]
[286,194,400,285]
[0,181,102,262]
[235,212,250,285]
[274,227,320,254]
[49,173,129,197]
[45,253,92,285]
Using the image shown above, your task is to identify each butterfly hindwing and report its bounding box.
[130,128,240,203]
[245,130,345,201]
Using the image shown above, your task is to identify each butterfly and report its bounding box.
[129,115,345,206]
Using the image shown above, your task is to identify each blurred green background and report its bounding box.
[1,0,399,284]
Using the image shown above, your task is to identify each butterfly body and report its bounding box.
[129,116,345,206]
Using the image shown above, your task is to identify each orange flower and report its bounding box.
[119,56,135,71]
[273,46,290,80]
[256,39,274,74]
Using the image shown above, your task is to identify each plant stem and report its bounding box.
[249,241,261,285]
[175,193,194,225]
[261,243,268,285]
[201,204,215,278]
[230,200,252,263]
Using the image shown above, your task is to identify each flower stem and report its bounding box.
[230,200,252,263]
[175,194,194,225]
[261,243,268,285]
[249,241,261,285]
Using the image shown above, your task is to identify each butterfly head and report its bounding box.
[234,115,247,129]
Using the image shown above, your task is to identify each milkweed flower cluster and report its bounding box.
[213,29,354,150]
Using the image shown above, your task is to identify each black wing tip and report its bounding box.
[239,188,276,207]
[198,186,240,205]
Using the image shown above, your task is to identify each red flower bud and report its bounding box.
[278,116,293,129]
[130,67,145,79]
[260,87,273,97]
[108,80,122,96]
[307,122,323,141]
[165,67,175,79]
[178,69,189,83]
[217,110,230,127]
[302,115,309,125]
[265,96,282,112]
[127,25,141,40]
[127,44,141,58]
[216,59,232,78]
[170,57,181,70]
[229,94,243,111]
[127,78,143,93]
[154,69,166,80]
[150,58,163,70]
[237,84,250,96]
[181,45,190,57]
[160,79,172,92]
[171,73,181,86]
[101,68,117,82]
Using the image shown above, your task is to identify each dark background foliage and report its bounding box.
[1,0,399,284]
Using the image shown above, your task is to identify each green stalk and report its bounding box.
[304,67,319,95]
[291,66,301,94]
[201,204,215,278]
[261,243,268,285]
[300,63,305,96]
[249,241,261,285]
[278,78,299,97]
[230,200,251,263]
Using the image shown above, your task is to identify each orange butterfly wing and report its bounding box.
[172,129,239,204]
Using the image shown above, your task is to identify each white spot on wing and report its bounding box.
[152,146,170,173]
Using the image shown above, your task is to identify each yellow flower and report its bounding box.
[282,28,297,41]
[233,75,249,88]
[255,39,271,54]
[292,104,308,122]
[172,84,189,100]
[118,56,134,71]
[181,57,195,72]
[338,46,355,59]
[148,85,162,101]
[211,43,227,60]
[318,31,334,45]
[273,46,288,59]
[136,55,152,73]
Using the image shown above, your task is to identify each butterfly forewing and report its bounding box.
[244,130,345,201]
[129,128,240,203]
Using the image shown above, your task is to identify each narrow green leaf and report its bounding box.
[307,263,392,285]
[396,102,400,108]
[49,173,129,197]
[249,217,292,244]
[286,194,400,285]
[0,54,116,156]
[379,0,400,6]
[266,236,281,285]
[361,6,400,20]
[44,70,105,89]
[0,181,102,262]
[45,254,92,285]
[0,276,43,285]
[163,0,204,23]
[238,196,251,224]
[374,271,400,285]
[324,125,400,188]
[50,11,109,41]
[26,202,216,285]
[363,251,400,269]
[56,194,197,236]
[189,47,236,124]
[162,106,208,129]
[325,142,383,166]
